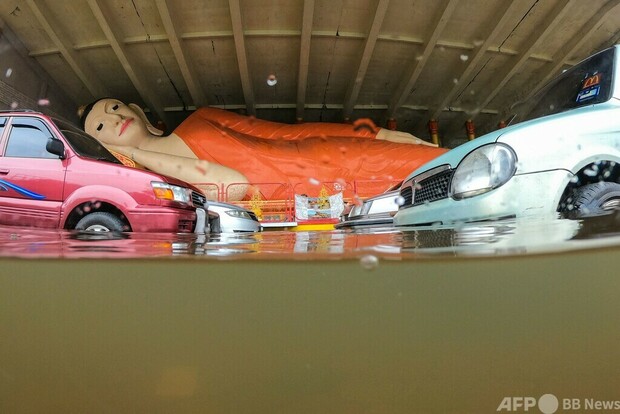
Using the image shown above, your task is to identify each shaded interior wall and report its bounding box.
[0,19,77,124]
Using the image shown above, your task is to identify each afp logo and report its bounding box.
[497,394,559,414]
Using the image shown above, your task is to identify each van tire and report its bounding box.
[75,212,126,232]
[569,182,620,218]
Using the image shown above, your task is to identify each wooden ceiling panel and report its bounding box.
[166,0,231,34]
[305,37,363,103]
[391,106,430,135]
[185,38,244,107]
[95,0,166,39]
[0,1,54,52]
[380,0,446,40]
[247,37,300,105]
[403,47,470,109]
[33,1,102,47]
[486,57,549,114]
[440,0,512,45]
[355,41,421,106]
[567,1,620,61]
[535,0,610,59]
[448,54,511,112]
[240,0,303,32]
[34,54,92,105]
[79,47,133,99]
[125,42,194,108]
[313,0,375,33]
[488,0,568,54]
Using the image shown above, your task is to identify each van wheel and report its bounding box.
[568,182,620,218]
[75,212,126,232]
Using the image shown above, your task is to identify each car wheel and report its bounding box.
[75,212,126,232]
[569,182,620,218]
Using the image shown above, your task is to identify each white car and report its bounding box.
[335,188,400,229]
[395,44,620,227]
[207,201,262,233]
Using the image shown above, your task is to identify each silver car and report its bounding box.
[335,184,402,229]
[207,201,262,233]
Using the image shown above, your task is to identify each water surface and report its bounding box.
[2,212,620,260]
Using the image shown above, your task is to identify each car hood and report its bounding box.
[208,201,243,210]
[402,129,505,181]
[131,167,203,194]
[403,99,620,183]
[163,175,200,190]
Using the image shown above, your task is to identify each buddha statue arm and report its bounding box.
[107,144,249,201]
[375,129,438,146]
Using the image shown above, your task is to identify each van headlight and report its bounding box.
[151,182,191,204]
[450,143,516,200]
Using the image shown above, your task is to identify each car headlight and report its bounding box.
[225,209,252,219]
[450,143,516,200]
[151,182,191,204]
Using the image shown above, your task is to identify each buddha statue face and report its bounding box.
[83,98,152,147]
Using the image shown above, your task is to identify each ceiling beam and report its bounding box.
[28,32,559,63]
[524,0,620,102]
[25,0,108,98]
[429,0,519,120]
[163,102,498,114]
[342,0,389,120]
[228,0,255,116]
[386,0,459,119]
[155,0,208,109]
[474,0,574,116]
[86,0,169,124]
[296,0,315,121]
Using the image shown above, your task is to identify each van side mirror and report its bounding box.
[46,137,66,159]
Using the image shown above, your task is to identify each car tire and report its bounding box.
[75,212,126,232]
[569,182,620,218]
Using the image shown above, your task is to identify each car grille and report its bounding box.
[400,186,413,206]
[400,165,454,207]
[247,210,259,221]
[191,191,207,208]
[413,168,453,206]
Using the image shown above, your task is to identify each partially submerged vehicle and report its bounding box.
[335,183,401,229]
[207,200,262,233]
[0,110,207,233]
[395,45,620,227]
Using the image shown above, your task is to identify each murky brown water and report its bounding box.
[2,213,620,413]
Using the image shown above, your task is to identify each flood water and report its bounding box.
[2,211,620,260]
[2,213,620,413]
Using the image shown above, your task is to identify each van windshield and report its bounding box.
[52,118,121,164]
[509,46,615,125]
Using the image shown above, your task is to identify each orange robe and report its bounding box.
[174,108,446,199]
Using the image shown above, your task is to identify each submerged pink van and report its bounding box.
[0,111,207,233]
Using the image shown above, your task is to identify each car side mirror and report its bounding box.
[46,137,66,159]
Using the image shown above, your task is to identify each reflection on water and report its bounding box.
[2,211,620,259]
